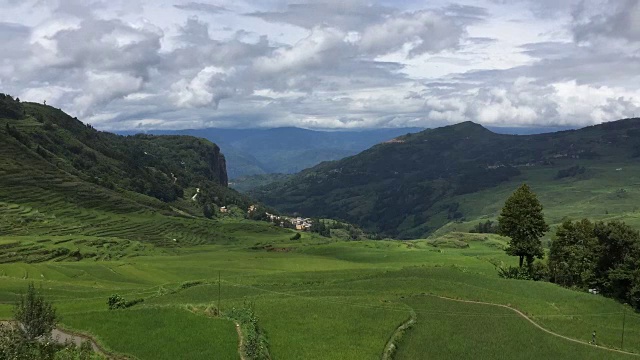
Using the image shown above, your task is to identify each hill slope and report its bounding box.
[252,120,640,238]
[119,127,424,178]
[0,95,266,259]
[0,95,253,209]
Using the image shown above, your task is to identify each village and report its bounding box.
[217,204,314,231]
[265,211,313,231]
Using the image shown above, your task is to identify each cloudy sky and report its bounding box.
[1,0,640,130]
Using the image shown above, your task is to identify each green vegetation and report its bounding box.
[395,296,638,360]
[499,184,549,268]
[14,282,57,341]
[253,119,640,238]
[1,283,105,360]
[62,308,237,360]
[227,304,270,359]
[0,94,247,212]
[549,219,640,310]
[3,97,640,359]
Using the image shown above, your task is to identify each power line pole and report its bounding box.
[621,305,627,350]
[218,271,221,317]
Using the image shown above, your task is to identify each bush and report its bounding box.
[226,305,270,360]
[290,233,301,240]
[107,294,126,310]
[497,266,532,280]
[497,262,548,281]
[529,261,549,281]
[107,294,144,310]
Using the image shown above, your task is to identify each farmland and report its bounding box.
[1,231,639,359]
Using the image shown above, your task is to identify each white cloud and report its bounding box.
[73,71,145,115]
[170,66,235,108]
[358,10,463,57]
[254,26,349,74]
[0,0,639,130]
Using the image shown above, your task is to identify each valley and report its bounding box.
[1,96,640,359]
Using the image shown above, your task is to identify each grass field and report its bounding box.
[396,296,637,359]
[2,234,640,359]
[435,162,640,238]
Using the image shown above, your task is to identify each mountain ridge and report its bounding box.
[252,118,640,238]
[118,126,425,178]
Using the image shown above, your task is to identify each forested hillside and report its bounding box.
[253,120,640,238]
[0,94,250,214]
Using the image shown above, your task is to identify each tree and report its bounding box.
[14,283,57,342]
[498,184,549,268]
[548,219,598,287]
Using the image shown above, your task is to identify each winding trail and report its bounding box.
[430,295,640,357]
[381,309,416,360]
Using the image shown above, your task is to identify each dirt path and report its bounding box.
[381,310,416,360]
[0,321,115,358]
[431,295,640,357]
[235,322,247,360]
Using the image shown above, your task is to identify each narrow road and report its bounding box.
[432,295,640,357]
[235,322,247,360]
[1,321,114,358]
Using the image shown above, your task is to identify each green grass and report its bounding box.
[439,162,640,239]
[61,307,238,360]
[396,296,638,359]
[2,236,640,359]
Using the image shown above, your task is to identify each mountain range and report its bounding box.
[118,127,427,178]
[118,125,578,180]
[251,119,640,238]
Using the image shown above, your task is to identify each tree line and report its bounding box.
[497,184,640,310]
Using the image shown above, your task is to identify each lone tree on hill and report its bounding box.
[14,283,57,342]
[498,184,549,268]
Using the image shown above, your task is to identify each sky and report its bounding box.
[1,0,640,131]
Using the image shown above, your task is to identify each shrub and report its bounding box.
[226,304,271,360]
[497,266,532,280]
[290,233,301,240]
[107,294,144,310]
[180,281,203,289]
[107,294,126,310]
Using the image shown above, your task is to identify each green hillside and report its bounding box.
[2,94,640,359]
[0,95,251,216]
[252,120,640,238]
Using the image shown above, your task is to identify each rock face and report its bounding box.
[207,144,228,187]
